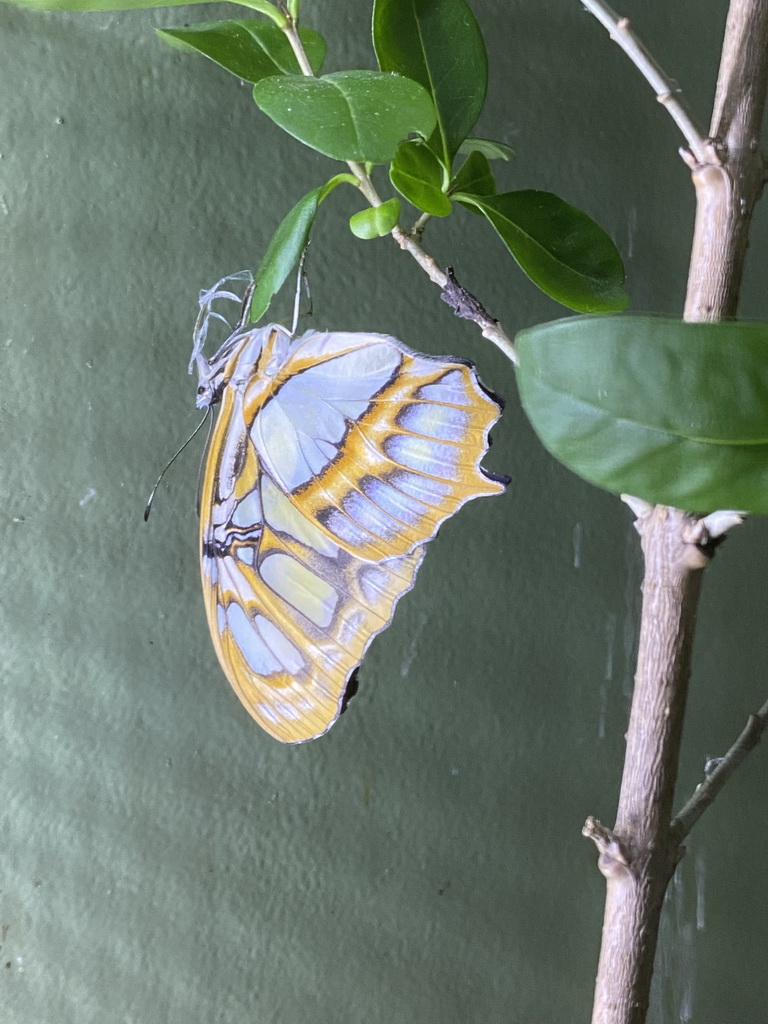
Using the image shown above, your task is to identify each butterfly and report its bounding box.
[189,272,508,743]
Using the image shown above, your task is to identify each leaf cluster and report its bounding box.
[151,0,628,321]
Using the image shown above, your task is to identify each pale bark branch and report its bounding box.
[685,0,768,319]
[588,506,711,1024]
[671,695,768,841]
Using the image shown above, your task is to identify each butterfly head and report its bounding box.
[195,375,221,410]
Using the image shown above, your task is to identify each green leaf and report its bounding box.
[157,21,326,83]
[457,190,628,313]
[373,0,487,167]
[349,198,402,239]
[248,175,353,322]
[252,71,436,164]
[449,150,496,200]
[390,142,452,216]
[458,137,515,161]
[517,315,768,513]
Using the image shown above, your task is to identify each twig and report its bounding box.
[671,696,768,841]
[411,211,431,241]
[280,15,518,365]
[581,0,710,165]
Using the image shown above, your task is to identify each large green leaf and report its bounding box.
[157,21,326,83]
[516,315,768,513]
[390,141,452,216]
[248,175,354,322]
[373,0,487,167]
[457,190,628,313]
[252,71,436,164]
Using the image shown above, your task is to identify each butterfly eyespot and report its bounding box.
[193,281,508,744]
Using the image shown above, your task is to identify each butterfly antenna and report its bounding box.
[144,408,211,521]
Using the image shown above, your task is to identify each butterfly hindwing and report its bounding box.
[196,313,506,743]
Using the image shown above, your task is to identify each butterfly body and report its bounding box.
[192,277,507,743]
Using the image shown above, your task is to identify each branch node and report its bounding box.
[700,509,745,538]
[680,509,743,552]
[657,86,681,106]
[582,816,632,879]
[621,493,654,519]
[440,266,497,326]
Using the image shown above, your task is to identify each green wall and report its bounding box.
[2,1,767,1021]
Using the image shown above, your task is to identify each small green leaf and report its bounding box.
[248,175,353,322]
[458,137,515,161]
[373,0,487,167]
[390,142,451,216]
[449,150,496,200]
[349,198,401,239]
[253,71,436,164]
[517,315,768,513]
[457,190,628,313]
[157,21,326,82]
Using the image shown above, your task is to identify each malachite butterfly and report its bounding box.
[190,272,508,743]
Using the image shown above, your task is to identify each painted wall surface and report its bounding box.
[2,1,767,1021]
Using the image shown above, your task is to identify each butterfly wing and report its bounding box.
[251,331,507,557]
[199,328,506,743]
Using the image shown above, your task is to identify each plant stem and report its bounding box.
[588,507,711,1024]
[584,2,768,1022]
[684,0,768,319]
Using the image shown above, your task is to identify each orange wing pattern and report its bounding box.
[191,276,508,743]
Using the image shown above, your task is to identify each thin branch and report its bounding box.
[671,696,768,841]
[280,15,518,365]
[581,0,710,165]
[411,211,431,241]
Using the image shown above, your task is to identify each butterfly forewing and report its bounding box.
[197,313,506,743]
